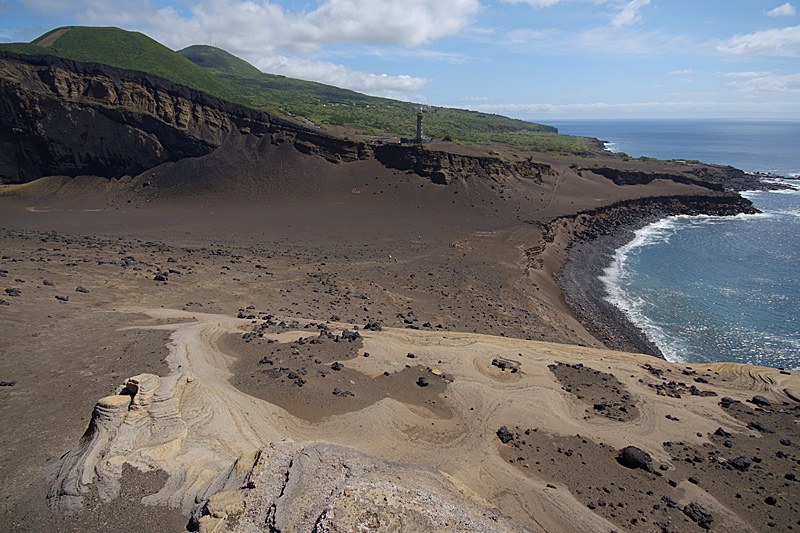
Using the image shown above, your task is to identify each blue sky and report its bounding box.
[2,0,800,120]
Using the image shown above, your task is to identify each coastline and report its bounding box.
[554,193,759,358]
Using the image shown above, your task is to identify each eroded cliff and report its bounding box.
[0,52,554,188]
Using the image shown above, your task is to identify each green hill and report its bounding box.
[1,26,591,149]
[3,26,236,99]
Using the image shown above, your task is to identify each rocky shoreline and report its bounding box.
[556,193,759,358]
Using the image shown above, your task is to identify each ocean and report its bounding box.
[548,119,800,370]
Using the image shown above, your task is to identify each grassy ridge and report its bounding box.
[177,46,570,145]
[1,26,593,149]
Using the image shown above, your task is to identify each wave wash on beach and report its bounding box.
[600,181,800,369]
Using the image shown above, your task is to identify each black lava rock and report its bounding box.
[617,446,652,472]
[340,329,360,341]
[364,319,382,331]
[497,426,514,444]
[720,396,738,408]
[714,427,732,438]
[750,395,771,407]
[416,377,429,387]
[683,502,714,530]
[747,421,776,434]
[729,456,752,471]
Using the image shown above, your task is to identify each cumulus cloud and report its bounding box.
[47,0,481,53]
[717,24,800,56]
[17,0,473,97]
[767,3,797,17]
[255,55,430,99]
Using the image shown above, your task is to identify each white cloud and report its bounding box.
[253,55,429,99]
[717,25,800,56]
[504,25,687,57]
[18,0,475,98]
[727,72,800,94]
[501,0,650,27]
[721,71,773,79]
[611,0,650,28]
[669,69,695,75]
[463,99,800,117]
[72,0,481,54]
[500,0,565,6]
[19,0,480,62]
[767,3,797,17]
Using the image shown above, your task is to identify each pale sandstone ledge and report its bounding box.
[45,308,800,532]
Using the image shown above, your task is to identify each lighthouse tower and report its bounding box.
[416,107,424,143]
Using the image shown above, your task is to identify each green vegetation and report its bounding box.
[0,176,70,197]
[1,26,236,99]
[1,26,598,151]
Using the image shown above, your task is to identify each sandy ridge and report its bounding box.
[44,307,800,531]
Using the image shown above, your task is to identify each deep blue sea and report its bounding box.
[549,120,800,369]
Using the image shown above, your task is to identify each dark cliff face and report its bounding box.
[584,167,724,191]
[1,52,555,188]
[0,52,368,184]
[373,145,553,185]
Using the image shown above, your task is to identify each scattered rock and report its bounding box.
[340,329,360,342]
[750,395,771,407]
[617,446,652,472]
[75,286,89,293]
[491,358,520,373]
[416,377,429,387]
[55,295,68,302]
[153,273,167,282]
[497,426,514,444]
[0,380,16,387]
[4,288,20,297]
[714,427,732,438]
[747,421,776,434]
[330,362,343,371]
[720,396,739,408]
[728,456,752,471]
[364,319,382,331]
[683,502,714,529]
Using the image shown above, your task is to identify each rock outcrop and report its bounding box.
[374,144,554,185]
[584,167,724,191]
[189,442,531,532]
